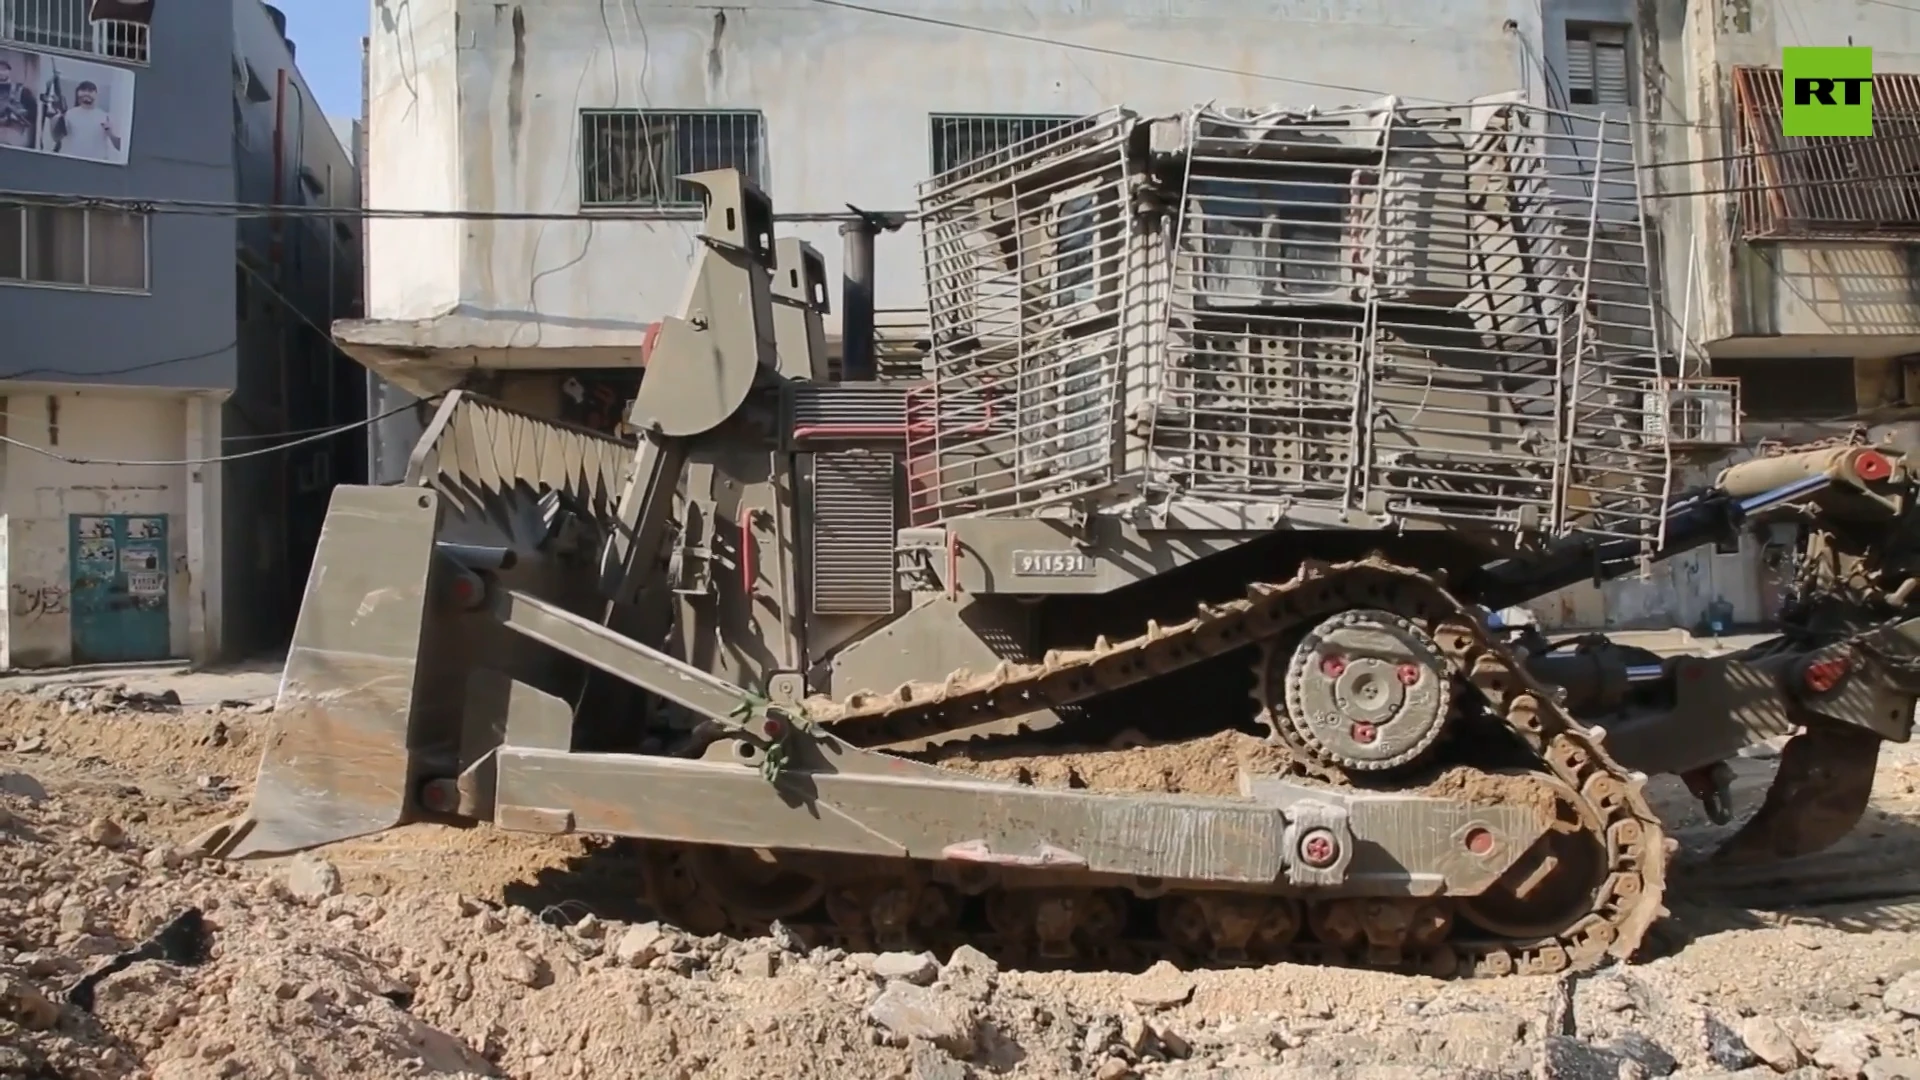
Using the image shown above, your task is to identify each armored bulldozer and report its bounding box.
[204,94,1920,979]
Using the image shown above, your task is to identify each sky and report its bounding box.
[275,0,369,120]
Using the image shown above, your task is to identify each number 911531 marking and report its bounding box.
[1011,550,1096,577]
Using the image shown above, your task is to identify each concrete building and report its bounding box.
[343,0,1606,406]
[1526,0,1920,631]
[0,0,363,669]
[346,0,1918,632]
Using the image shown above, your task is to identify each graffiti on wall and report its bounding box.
[11,583,69,619]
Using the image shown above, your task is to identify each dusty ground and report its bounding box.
[10,671,1920,1078]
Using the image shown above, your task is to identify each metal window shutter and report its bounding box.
[1565,37,1596,97]
[810,451,899,616]
[1592,31,1632,107]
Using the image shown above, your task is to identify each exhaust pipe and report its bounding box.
[837,207,906,381]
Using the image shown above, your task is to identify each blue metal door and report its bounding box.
[69,514,171,664]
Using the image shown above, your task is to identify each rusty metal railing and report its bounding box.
[1731,66,1920,240]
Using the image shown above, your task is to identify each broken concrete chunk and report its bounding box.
[866,982,978,1058]
[732,948,777,979]
[945,944,997,977]
[613,923,671,968]
[909,1042,972,1080]
[1886,971,1920,1019]
[1737,1017,1801,1072]
[282,854,342,903]
[84,815,125,847]
[1123,960,1195,1009]
[872,951,941,986]
[1813,1026,1875,1078]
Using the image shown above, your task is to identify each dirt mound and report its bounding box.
[929,729,1559,814]
[13,689,1920,1079]
[928,729,1293,796]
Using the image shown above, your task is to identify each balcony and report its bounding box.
[1697,67,1920,357]
[1730,66,1920,241]
[0,0,148,65]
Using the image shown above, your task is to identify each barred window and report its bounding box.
[928,113,1085,177]
[2,0,150,63]
[579,109,766,209]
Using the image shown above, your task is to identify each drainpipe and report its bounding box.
[271,68,286,267]
[837,206,905,382]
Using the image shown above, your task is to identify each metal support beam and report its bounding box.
[494,587,747,722]
[490,745,1546,893]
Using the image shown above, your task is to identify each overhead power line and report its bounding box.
[0,396,443,468]
[802,0,1418,102]
[0,340,238,382]
[0,192,888,224]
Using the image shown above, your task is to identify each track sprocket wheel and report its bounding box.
[1457,771,1609,941]
[1262,607,1454,774]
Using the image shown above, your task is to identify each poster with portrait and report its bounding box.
[0,44,135,166]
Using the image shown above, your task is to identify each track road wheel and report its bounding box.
[1712,724,1884,865]
[637,844,731,937]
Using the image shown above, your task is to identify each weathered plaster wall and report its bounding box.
[1644,0,1920,357]
[365,0,463,323]
[366,0,1557,341]
[0,393,196,668]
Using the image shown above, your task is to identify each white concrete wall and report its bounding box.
[365,0,463,322]
[0,392,212,669]
[1733,244,1920,344]
[366,0,1553,339]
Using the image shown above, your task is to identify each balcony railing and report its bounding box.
[0,0,148,65]
[1731,66,1920,240]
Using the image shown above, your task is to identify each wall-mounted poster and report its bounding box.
[0,45,135,166]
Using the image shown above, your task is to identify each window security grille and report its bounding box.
[579,109,766,209]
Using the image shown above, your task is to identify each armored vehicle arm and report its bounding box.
[1496,443,1920,863]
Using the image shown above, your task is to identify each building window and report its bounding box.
[1563,24,1631,108]
[1,0,150,64]
[1731,66,1920,239]
[1713,356,1857,422]
[0,204,148,291]
[579,109,766,210]
[928,114,1084,177]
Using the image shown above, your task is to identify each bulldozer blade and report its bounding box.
[210,485,445,860]
[1710,724,1884,865]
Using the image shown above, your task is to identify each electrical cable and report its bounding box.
[0,340,237,381]
[802,0,1419,102]
[0,192,889,223]
[0,259,366,383]
[0,395,443,468]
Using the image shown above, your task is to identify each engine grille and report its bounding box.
[809,450,900,616]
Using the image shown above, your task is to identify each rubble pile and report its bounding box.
[10,691,1920,1079]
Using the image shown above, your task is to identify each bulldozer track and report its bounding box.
[647,558,1670,978]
